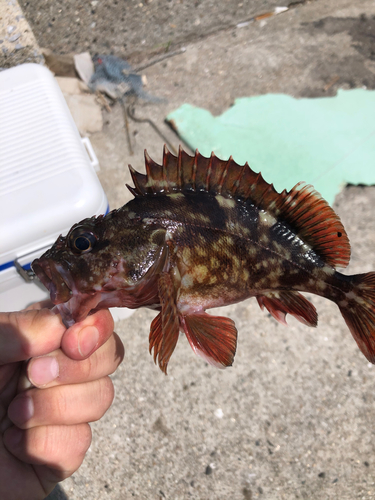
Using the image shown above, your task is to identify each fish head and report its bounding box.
[32,212,167,326]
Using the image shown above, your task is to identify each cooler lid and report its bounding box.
[0,64,108,270]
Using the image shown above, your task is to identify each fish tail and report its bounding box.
[338,272,375,363]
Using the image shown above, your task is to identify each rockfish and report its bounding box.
[32,147,375,373]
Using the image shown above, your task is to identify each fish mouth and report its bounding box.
[32,258,72,304]
[32,257,102,326]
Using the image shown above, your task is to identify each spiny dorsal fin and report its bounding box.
[126,146,350,268]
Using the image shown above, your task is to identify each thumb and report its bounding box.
[0,309,65,365]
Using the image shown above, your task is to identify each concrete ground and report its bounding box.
[4,0,375,498]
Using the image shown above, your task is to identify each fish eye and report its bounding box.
[69,228,97,254]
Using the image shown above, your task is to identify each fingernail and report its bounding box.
[78,326,100,357]
[8,395,34,426]
[28,356,59,386]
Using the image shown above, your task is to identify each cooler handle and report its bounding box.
[81,137,100,172]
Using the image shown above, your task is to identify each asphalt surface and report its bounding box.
[7,0,375,498]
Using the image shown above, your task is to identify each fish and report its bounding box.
[32,146,375,373]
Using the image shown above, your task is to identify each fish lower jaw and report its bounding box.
[51,304,75,328]
[52,292,103,327]
[52,288,151,326]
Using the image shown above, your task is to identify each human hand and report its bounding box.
[0,303,124,500]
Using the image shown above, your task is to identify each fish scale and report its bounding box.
[125,191,324,294]
[32,146,375,374]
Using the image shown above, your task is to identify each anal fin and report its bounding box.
[180,312,238,368]
[256,291,317,327]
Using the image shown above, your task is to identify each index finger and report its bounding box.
[0,307,115,365]
[0,309,66,364]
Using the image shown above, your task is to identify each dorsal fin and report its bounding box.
[126,146,350,268]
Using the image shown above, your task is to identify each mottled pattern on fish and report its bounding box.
[32,147,375,373]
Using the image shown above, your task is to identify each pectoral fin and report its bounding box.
[129,236,170,308]
[180,312,238,368]
[149,271,179,374]
[256,290,317,327]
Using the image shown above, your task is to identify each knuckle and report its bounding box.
[52,386,69,416]
[75,423,92,455]
[80,354,96,380]
[101,376,115,406]
[93,377,115,418]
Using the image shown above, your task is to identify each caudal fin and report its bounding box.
[338,272,375,363]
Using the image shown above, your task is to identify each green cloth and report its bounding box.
[167,89,375,205]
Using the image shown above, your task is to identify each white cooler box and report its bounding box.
[0,64,109,312]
